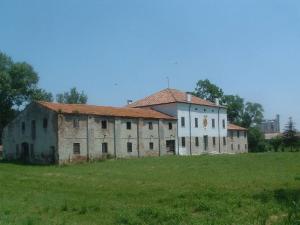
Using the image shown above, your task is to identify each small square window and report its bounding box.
[149,142,154,150]
[126,122,131,130]
[101,120,107,129]
[127,142,132,152]
[168,122,172,130]
[102,142,108,153]
[73,143,80,154]
[149,122,153,130]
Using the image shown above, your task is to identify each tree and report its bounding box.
[282,117,298,151]
[56,87,88,104]
[248,127,267,152]
[221,95,244,124]
[193,79,224,103]
[241,102,264,128]
[269,136,283,152]
[0,51,52,144]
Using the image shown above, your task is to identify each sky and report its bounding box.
[1,0,300,130]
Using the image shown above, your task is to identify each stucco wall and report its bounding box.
[227,130,248,153]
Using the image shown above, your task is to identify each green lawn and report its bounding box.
[0,153,300,225]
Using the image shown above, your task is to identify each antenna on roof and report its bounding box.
[166,76,170,89]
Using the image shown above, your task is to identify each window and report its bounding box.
[102,142,108,153]
[31,120,36,140]
[238,144,240,150]
[245,144,247,150]
[168,122,173,130]
[237,131,240,138]
[127,142,132,152]
[244,131,247,138]
[212,119,215,128]
[181,137,185,147]
[213,137,216,146]
[30,144,34,158]
[195,137,199,147]
[73,119,79,128]
[230,131,234,139]
[223,137,226,146]
[149,142,154,150]
[21,122,25,134]
[195,118,198,128]
[222,119,226,129]
[204,135,208,151]
[231,144,234,151]
[101,120,107,129]
[148,122,153,130]
[181,117,185,127]
[126,122,131,130]
[43,118,48,129]
[73,143,80,154]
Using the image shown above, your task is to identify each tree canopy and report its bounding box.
[193,79,224,103]
[56,87,88,104]
[0,52,53,144]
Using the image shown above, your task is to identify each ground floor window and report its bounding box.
[195,137,199,147]
[245,144,247,150]
[127,142,132,152]
[149,142,154,150]
[212,137,216,146]
[238,144,240,150]
[102,142,108,153]
[204,135,208,151]
[30,144,34,158]
[181,137,186,147]
[73,143,80,154]
[231,144,234,151]
[223,137,226,146]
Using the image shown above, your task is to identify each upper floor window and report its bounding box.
[73,119,79,128]
[212,119,215,128]
[149,122,153,130]
[126,122,131,130]
[181,117,185,127]
[168,122,173,130]
[195,118,198,128]
[101,120,107,129]
[43,118,48,129]
[222,119,226,129]
[237,131,240,138]
[21,122,25,134]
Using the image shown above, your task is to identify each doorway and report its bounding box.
[166,140,175,154]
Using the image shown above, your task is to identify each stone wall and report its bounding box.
[227,130,248,153]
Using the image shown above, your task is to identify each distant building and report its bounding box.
[259,115,280,134]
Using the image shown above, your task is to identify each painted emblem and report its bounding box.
[203,116,208,128]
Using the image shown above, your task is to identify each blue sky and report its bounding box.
[1,0,300,129]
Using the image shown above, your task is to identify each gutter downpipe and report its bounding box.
[87,115,89,162]
[218,107,221,153]
[158,119,161,157]
[114,118,117,159]
[189,103,192,156]
[137,119,140,158]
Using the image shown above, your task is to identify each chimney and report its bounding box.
[187,93,192,102]
[127,100,133,105]
[215,98,220,106]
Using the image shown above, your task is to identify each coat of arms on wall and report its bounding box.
[203,116,208,128]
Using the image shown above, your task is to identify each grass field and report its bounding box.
[0,153,300,225]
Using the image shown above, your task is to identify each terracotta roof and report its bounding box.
[228,124,247,131]
[37,102,176,120]
[127,88,221,108]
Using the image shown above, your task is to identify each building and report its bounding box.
[128,88,248,154]
[2,89,248,164]
[259,115,280,134]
